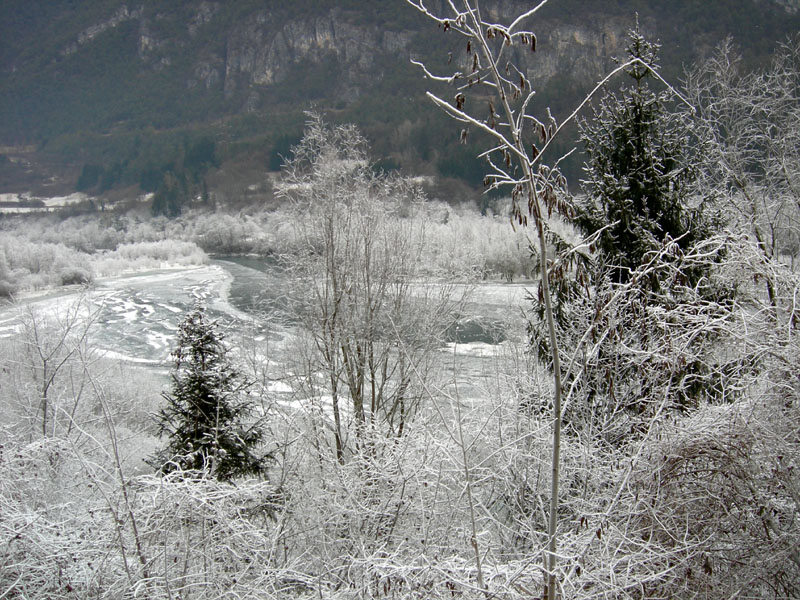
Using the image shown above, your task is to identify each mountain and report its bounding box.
[1,0,798,205]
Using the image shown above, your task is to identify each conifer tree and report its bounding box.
[528,26,728,442]
[576,24,712,288]
[149,304,268,481]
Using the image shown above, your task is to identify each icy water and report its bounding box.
[0,265,234,367]
[0,258,530,397]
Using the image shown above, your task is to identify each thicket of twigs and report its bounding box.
[0,229,797,599]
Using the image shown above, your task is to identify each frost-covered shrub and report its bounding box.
[59,266,93,286]
[624,391,800,598]
[191,212,267,254]
[92,240,207,277]
[0,278,15,297]
[113,240,206,263]
[0,236,93,291]
[0,247,14,297]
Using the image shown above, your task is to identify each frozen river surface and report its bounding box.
[0,264,248,366]
[0,259,530,397]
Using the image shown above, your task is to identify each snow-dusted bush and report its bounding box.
[190,212,268,254]
[0,237,93,291]
[59,266,93,286]
[91,240,207,277]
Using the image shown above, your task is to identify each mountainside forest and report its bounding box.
[1,0,800,204]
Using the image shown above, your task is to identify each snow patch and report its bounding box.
[42,193,89,207]
[0,192,90,214]
[267,380,293,394]
[99,349,164,365]
[440,341,508,357]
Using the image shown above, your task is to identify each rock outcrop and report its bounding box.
[54,2,634,108]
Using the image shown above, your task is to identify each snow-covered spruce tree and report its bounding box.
[529,27,735,443]
[149,304,269,481]
[577,25,715,288]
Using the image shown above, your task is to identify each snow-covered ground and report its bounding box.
[0,192,90,213]
[0,191,155,213]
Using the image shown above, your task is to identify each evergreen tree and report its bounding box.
[528,27,729,442]
[576,24,712,288]
[150,170,186,218]
[149,304,268,480]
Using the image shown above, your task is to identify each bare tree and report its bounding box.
[16,294,98,437]
[403,2,657,597]
[685,37,800,310]
[277,114,464,463]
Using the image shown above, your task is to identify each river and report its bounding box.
[0,258,531,398]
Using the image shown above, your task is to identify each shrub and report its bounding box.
[149,304,270,481]
[59,266,93,286]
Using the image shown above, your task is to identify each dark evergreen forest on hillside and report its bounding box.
[1,0,798,202]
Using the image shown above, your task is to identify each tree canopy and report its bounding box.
[576,25,714,288]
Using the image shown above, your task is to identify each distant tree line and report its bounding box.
[75,135,219,217]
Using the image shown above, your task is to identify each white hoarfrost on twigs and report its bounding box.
[1,8,799,600]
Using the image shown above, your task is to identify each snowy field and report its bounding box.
[0,191,90,213]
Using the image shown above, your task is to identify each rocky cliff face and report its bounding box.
[1,0,797,196]
[204,4,631,102]
[14,0,794,125]
[60,5,144,56]
[47,1,635,112]
[221,9,397,99]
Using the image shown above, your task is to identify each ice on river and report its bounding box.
[0,260,527,403]
[0,265,269,365]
